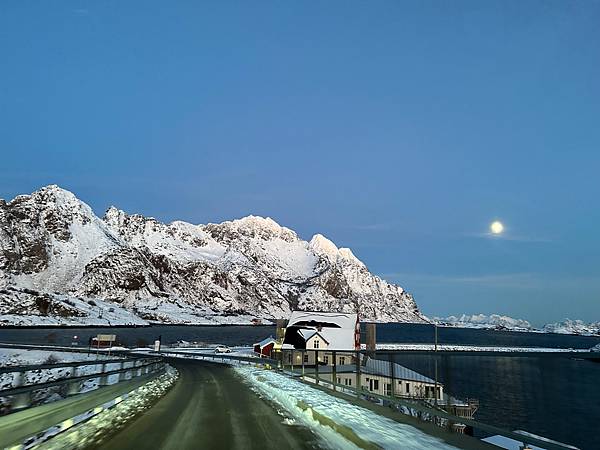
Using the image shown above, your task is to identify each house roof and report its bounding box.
[319,359,436,384]
[297,327,355,350]
[364,357,436,383]
[299,329,333,345]
[288,311,358,330]
[254,336,276,348]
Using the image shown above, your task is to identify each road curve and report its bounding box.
[98,360,320,450]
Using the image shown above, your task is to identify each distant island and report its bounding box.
[435,314,600,336]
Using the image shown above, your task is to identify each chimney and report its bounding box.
[366,323,376,352]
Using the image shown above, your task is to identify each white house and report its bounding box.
[283,311,360,351]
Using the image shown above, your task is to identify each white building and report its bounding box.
[283,311,360,351]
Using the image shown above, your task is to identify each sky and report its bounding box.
[1,1,599,325]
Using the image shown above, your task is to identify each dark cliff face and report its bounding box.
[0,195,51,274]
[0,186,428,324]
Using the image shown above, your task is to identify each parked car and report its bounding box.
[214,345,232,353]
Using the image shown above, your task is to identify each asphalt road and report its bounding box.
[98,360,320,450]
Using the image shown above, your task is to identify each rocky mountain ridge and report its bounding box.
[0,185,427,326]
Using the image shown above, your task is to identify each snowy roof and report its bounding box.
[298,329,319,342]
[288,311,358,329]
[297,328,355,350]
[363,358,436,384]
[318,360,435,384]
[482,431,579,450]
[254,336,276,348]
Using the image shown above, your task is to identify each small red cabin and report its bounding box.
[253,336,276,357]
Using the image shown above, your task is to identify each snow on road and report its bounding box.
[234,365,458,450]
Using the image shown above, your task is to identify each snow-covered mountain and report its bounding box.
[436,314,600,336]
[0,185,427,326]
[543,319,600,336]
[434,314,533,331]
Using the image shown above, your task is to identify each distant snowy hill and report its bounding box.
[436,314,600,336]
[543,319,600,336]
[434,314,533,331]
[0,185,427,326]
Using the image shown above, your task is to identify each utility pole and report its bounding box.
[434,322,439,406]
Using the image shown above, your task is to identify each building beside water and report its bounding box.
[261,309,479,433]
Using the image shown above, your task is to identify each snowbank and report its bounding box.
[234,365,458,450]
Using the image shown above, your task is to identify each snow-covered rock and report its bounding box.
[0,185,427,325]
[543,319,600,336]
[434,314,533,331]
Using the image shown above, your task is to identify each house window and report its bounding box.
[313,340,320,349]
[339,357,346,365]
[373,380,379,390]
[406,383,410,394]
[337,377,341,384]
[324,355,329,364]
[385,383,392,396]
[303,353,309,363]
[347,378,352,386]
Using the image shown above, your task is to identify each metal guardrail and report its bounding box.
[154,349,279,367]
[0,355,165,413]
[0,357,130,375]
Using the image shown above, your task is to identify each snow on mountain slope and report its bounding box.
[0,185,121,292]
[435,314,533,331]
[543,319,600,336]
[0,185,428,325]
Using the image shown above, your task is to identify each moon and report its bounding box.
[490,221,504,234]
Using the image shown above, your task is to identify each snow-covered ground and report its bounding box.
[23,368,178,450]
[234,365,459,450]
[0,292,148,327]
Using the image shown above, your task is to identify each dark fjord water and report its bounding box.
[1,323,599,449]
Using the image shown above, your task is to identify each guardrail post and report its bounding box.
[66,367,81,396]
[12,371,31,410]
[118,361,127,382]
[332,350,337,392]
[99,362,109,386]
[315,350,319,385]
[389,353,395,398]
[356,351,361,399]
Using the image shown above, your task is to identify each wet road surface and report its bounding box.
[98,360,319,450]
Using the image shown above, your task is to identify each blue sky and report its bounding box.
[1,1,599,325]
